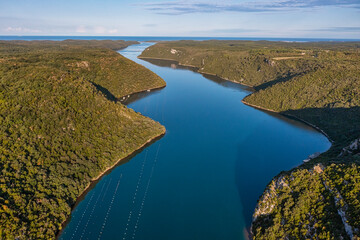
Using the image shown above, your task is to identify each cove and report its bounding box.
[59,42,330,240]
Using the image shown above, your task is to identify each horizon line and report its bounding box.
[0,35,360,40]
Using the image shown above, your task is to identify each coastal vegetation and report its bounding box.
[139,40,359,88]
[252,162,360,239]
[0,40,166,239]
[139,40,360,239]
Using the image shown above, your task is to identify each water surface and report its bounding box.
[59,42,330,240]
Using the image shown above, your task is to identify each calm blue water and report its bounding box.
[59,42,331,240]
[1,35,359,42]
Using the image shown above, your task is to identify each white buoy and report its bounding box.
[97,174,122,240]
[131,145,161,239]
[70,191,95,240]
[122,151,149,239]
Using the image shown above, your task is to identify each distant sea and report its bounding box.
[0,36,359,42]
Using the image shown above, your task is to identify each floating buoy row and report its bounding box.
[131,145,161,240]
[101,178,113,203]
[70,191,95,240]
[79,178,108,240]
[133,151,148,205]
[122,151,149,240]
[97,174,122,240]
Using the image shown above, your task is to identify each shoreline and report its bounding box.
[118,85,166,103]
[57,50,168,239]
[56,130,165,239]
[138,56,256,89]
[241,100,333,143]
[139,56,332,145]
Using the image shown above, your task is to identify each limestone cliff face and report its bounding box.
[252,162,360,240]
[339,138,360,157]
[253,176,289,221]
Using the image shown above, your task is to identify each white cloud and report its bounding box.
[5,26,41,33]
[76,26,87,33]
[75,26,118,35]
[5,27,22,32]
[108,29,118,34]
[94,26,106,34]
[141,0,360,15]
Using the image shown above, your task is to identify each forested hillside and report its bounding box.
[139,40,359,88]
[139,40,360,239]
[0,40,166,239]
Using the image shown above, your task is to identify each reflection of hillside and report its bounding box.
[142,57,253,92]
[122,88,164,105]
[283,106,360,154]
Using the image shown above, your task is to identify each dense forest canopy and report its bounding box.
[0,40,166,239]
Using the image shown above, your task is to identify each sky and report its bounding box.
[0,0,359,38]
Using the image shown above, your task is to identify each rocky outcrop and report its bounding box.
[303,152,321,163]
[171,48,181,55]
[339,138,360,157]
[322,180,357,239]
[264,58,276,66]
[253,175,290,221]
[252,163,360,239]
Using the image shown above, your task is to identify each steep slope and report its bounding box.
[0,41,166,239]
[139,40,359,88]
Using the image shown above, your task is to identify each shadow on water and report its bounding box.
[121,88,163,105]
[140,58,180,68]
[141,57,253,90]
[284,106,360,148]
[253,106,326,134]
[200,73,253,92]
